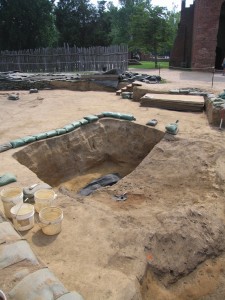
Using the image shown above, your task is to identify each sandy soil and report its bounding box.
[1,69,225,300]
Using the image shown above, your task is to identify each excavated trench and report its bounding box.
[13,118,164,195]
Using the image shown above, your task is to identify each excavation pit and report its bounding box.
[1,70,225,300]
[13,118,164,195]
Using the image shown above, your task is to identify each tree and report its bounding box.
[55,0,99,47]
[108,0,147,45]
[146,6,170,67]
[92,1,112,46]
[165,6,180,53]
[0,0,57,50]
[131,5,176,67]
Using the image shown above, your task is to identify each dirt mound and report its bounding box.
[146,206,225,285]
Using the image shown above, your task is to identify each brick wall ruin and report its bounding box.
[169,1,194,68]
[170,0,225,70]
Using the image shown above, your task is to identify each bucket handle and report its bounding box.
[35,206,63,229]
[34,214,50,228]
[36,219,61,229]
[13,198,29,218]
[8,196,23,206]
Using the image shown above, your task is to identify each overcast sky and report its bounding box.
[151,0,194,11]
[90,0,194,11]
[55,0,194,11]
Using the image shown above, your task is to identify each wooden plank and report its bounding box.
[140,93,205,112]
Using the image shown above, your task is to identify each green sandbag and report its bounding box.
[46,130,58,138]
[22,136,36,144]
[102,112,136,121]
[165,123,179,135]
[210,98,221,103]
[214,102,225,108]
[121,92,133,99]
[0,173,17,186]
[179,89,190,94]
[64,124,75,132]
[79,118,89,125]
[119,113,136,121]
[0,143,13,153]
[212,98,225,103]
[10,139,26,148]
[96,113,104,118]
[169,89,180,94]
[71,121,81,129]
[146,119,158,126]
[56,128,67,135]
[102,112,121,119]
[34,132,48,140]
[84,115,99,123]
[218,92,225,99]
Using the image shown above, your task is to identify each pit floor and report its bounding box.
[1,69,225,300]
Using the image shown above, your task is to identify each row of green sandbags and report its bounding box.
[99,112,136,121]
[9,112,136,149]
[207,92,225,108]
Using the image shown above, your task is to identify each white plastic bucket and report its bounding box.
[34,189,56,213]
[39,206,63,235]
[0,290,7,300]
[10,203,35,231]
[0,187,23,218]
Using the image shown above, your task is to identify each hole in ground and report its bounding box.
[13,119,164,195]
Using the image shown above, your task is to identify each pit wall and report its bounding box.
[13,119,164,187]
[0,80,50,90]
[132,85,170,102]
[205,93,225,127]
[0,75,119,92]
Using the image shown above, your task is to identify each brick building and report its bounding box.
[170,0,225,70]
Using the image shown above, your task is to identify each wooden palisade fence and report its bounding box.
[0,45,128,73]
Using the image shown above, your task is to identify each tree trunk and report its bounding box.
[154,54,158,68]
[154,46,158,68]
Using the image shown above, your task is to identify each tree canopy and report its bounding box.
[0,0,57,50]
[0,0,180,57]
[131,5,171,66]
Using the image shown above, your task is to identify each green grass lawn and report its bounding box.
[129,60,169,69]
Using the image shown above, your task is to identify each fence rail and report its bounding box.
[0,45,128,72]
